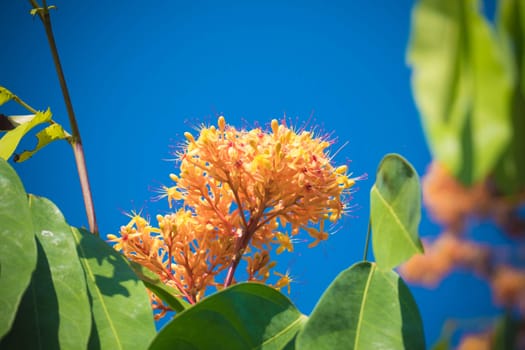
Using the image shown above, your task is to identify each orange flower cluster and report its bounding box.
[401,160,525,334]
[456,324,525,350]
[456,331,493,350]
[491,266,525,314]
[421,162,524,234]
[421,162,491,232]
[109,116,355,309]
[400,233,490,287]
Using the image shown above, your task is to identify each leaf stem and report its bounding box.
[362,218,371,261]
[29,1,98,235]
[12,95,38,114]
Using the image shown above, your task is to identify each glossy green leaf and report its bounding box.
[296,262,425,350]
[15,123,71,162]
[1,196,91,349]
[409,0,512,185]
[370,154,423,270]
[129,261,190,313]
[150,282,307,350]
[0,87,13,106]
[0,158,36,339]
[72,227,155,350]
[495,0,525,194]
[0,108,52,160]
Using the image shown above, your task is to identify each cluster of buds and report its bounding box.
[400,233,490,287]
[401,161,525,315]
[108,116,356,314]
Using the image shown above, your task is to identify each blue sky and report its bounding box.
[1,0,502,346]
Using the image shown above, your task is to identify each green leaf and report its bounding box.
[296,262,425,350]
[0,108,52,160]
[0,158,37,339]
[429,321,455,350]
[492,314,522,350]
[72,227,156,350]
[0,87,13,106]
[1,196,91,349]
[128,261,190,313]
[149,282,307,350]
[408,0,512,185]
[370,154,423,270]
[495,0,525,194]
[0,240,59,349]
[2,196,91,348]
[15,123,71,162]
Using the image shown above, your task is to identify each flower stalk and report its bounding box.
[29,0,98,235]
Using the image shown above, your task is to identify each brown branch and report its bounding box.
[29,2,98,234]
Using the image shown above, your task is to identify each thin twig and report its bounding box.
[363,218,371,261]
[29,1,98,235]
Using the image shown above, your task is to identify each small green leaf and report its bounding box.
[370,154,423,270]
[15,123,71,162]
[429,321,455,350]
[296,262,425,350]
[0,158,37,339]
[409,0,512,185]
[0,108,52,160]
[0,87,13,106]
[72,227,156,350]
[128,261,190,313]
[149,283,307,350]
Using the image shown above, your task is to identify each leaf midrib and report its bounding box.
[353,264,375,349]
[372,186,419,252]
[260,313,307,348]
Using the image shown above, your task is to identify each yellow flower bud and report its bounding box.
[335,165,347,174]
[184,132,195,143]
[271,119,279,134]
[218,116,226,132]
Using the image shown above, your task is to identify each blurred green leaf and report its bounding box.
[0,87,13,106]
[429,320,456,350]
[149,282,307,350]
[409,0,512,185]
[0,158,37,339]
[15,123,70,162]
[296,262,425,350]
[0,108,52,160]
[495,0,525,194]
[430,339,450,350]
[129,261,190,313]
[1,196,91,349]
[370,154,423,270]
[72,227,155,350]
[492,314,522,350]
